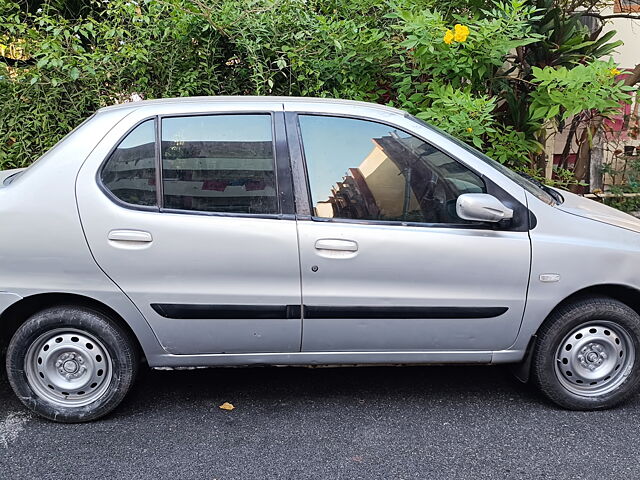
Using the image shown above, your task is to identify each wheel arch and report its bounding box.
[512,283,640,382]
[550,284,640,317]
[0,292,148,363]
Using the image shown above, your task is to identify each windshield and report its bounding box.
[407,114,560,205]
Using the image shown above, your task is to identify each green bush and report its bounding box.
[0,0,631,186]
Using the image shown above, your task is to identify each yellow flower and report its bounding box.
[610,68,621,76]
[466,127,473,133]
[443,29,454,45]
[453,24,470,43]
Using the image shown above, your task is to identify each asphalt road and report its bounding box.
[2,364,640,479]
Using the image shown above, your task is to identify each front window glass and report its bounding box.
[407,114,558,205]
[299,115,486,224]
[161,114,278,215]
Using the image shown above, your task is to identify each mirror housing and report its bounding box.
[456,193,514,223]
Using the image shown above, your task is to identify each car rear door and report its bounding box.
[285,104,531,352]
[76,102,302,355]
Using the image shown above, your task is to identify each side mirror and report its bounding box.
[456,193,513,223]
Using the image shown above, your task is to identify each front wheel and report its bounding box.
[6,306,138,423]
[532,296,640,410]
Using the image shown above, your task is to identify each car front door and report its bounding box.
[287,109,531,352]
[77,105,302,354]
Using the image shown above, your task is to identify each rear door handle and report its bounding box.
[108,229,153,243]
[314,239,358,252]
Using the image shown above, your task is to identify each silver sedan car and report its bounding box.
[2,97,640,422]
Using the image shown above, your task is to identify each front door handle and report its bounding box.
[314,239,358,252]
[108,229,153,243]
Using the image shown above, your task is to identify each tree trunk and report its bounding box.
[572,122,598,191]
[542,120,556,180]
[590,129,605,192]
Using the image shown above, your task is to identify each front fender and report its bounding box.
[0,291,23,315]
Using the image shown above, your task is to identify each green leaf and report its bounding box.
[530,106,548,120]
[547,104,560,118]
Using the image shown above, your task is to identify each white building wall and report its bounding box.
[600,5,640,69]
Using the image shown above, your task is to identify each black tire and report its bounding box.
[6,305,138,423]
[532,296,640,410]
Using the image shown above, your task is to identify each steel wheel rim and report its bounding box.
[25,328,113,407]
[554,321,635,397]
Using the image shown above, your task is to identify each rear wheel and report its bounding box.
[6,306,138,423]
[532,296,640,410]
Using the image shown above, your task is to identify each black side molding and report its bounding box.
[151,304,507,320]
[151,304,302,320]
[304,306,508,319]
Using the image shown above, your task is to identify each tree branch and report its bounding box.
[0,56,35,67]
[582,12,640,20]
[623,64,640,87]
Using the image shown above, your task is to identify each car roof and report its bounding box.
[97,95,405,116]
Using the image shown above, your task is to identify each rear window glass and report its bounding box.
[160,114,278,215]
[101,119,157,207]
